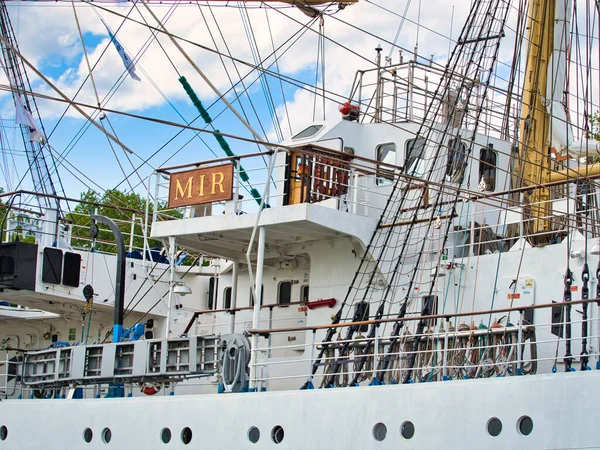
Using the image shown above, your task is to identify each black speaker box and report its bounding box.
[0,241,38,291]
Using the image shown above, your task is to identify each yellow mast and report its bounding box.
[515,0,555,245]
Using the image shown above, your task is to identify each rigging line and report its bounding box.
[0,117,16,190]
[49,2,179,185]
[238,2,283,142]
[101,121,136,193]
[202,3,268,149]
[41,2,180,210]
[415,0,421,51]
[44,144,109,194]
[366,0,525,79]
[270,1,523,112]
[312,16,321,122]
[139,0,266,144]
[447,5,454,59]
[131,255,201,325]
[264,6,293,137]
[123,265,170,317]
[71,0,136,193]
[0,36,135,155]
[102,116,147,190]
[110,12,322,194]
[198,3,273,184]
[321,14,326,121]
[1,4,67,202]
[71,0,101,109]
[88,2,353,113]
[363,0,509,364]
[199,3,266,159]
[10,96,600,233]
[122,254,168,312]
[387,0,412,59]
[46,2,139,141]
[132,0,180,76]
[12,80,600,215]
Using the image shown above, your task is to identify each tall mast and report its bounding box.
[0,2,63,212]
[514,0,556,246]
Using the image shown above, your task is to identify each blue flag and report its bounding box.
[101,18,141,82]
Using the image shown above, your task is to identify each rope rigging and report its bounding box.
[307,0,515,387]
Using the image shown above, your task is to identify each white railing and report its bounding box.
[347,60,520,142]
[247,299,600,391]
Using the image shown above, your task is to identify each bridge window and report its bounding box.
[292,125,323,140]
[405,138,425,175]
[223,287,232,309]
[446,138,467,183]
[278,281,292,306]
[376,143,396,186]
[479,145,497,191]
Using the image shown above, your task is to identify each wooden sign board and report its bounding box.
[168,163,234,208]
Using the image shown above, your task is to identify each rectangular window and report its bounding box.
[223,287,232,310]
[208,276,218,310]
[446,138,467,183]
[479,145,497,191]
[405,138,425,175]
[376,143,396,186]
[278,281,292,306]
[249,285,264,307]
[301,285,309,302]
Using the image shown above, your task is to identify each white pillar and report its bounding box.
[165,236,176,338]
[249,227,266,390]
[40,207,57,248]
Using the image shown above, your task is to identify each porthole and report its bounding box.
[248,426,260,444]
[83,428,93,443]
[0,425,7,441]
[487,417,502,437]
[271,425,284,444]
[517,416,533,436]
[181,427,192,445]
[372,422,387,441]
[400,421,415,440]
[101,428,112,444]
[161,428,172,444]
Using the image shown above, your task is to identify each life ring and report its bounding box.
[331,167,349,196]
[314,163,328,195]
[140,382,162,395]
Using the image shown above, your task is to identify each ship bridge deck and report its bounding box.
[151,202,377,260]
[148,144,394,259]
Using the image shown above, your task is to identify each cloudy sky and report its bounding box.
[0,0,477,199]
[4,0,597,204]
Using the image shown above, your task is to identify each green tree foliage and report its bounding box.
[67,188,176,254]
[590,111,600,141]
[0,189,36,244]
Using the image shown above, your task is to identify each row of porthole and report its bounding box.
[248,426,284,444]
[0,417,532,445]
[81,427,193,445]
[78,425,285,445]
[371,416,533,442]
[372,421,415,442]
[487,416,533,437]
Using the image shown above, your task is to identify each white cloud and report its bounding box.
[2,0,595,198]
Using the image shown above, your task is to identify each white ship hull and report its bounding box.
[1,370,597,449]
